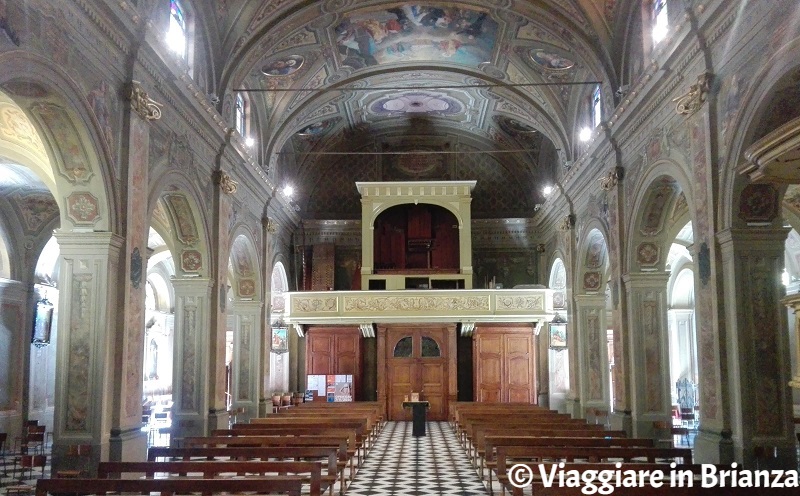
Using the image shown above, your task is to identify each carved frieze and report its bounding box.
[343,295,491,313]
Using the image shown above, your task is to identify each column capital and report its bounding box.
[231,300,264,313]
[171,277,214,295]
[53,231,124,256]
[573,294,606,307]
[621,271,670,287]
[716,227,790,254]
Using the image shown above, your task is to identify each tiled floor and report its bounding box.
[347,421,489,496]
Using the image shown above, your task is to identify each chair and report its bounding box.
[593,408,609,426]
[680,407,696,430]
[653,420,690,447]
[17,431,45,456]
[272,394,282,413]
[55,444,92,478]
[13,453,47,481]
[281,394,292,410]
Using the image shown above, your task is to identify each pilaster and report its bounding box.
[229,300,263,422]
[0,279,29,436]
[574,295,609,417]
[51,232,124,473]
[622,272,671,438]
[717,228,796,469]
[171,277,213,440]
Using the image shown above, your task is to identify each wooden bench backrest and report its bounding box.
[36,477,303,496]
[147,445,342,462]
[495,445,693,465]
[184,430,357,451]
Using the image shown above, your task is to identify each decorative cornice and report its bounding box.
[359,323,376,338]
[460,322,475,337]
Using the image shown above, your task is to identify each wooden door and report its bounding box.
[386,327,448,420]
[305,326,362,400]
[474,326,535,403]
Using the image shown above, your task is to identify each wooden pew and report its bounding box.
[97,460,329,496]
[147,446,347,494]
[35,476,304,496]
[481,436,654,486]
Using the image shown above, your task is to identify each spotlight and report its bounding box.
[245,137,255,147]
[542,185,553,197]
[283,185,294,197]
[579,127,592,142]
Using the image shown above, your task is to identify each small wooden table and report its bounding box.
[402,401,430,437]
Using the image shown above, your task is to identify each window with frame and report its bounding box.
[167,0,188,59]
[235,93,247,136]
[591,84,602,128]
[652,0,668,45]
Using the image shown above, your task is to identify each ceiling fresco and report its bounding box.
[219,1,619,218]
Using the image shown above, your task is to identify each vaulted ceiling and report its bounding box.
[213,1,624,219]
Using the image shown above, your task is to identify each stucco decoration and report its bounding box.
[237,279,256,298]
[66,192,100,225]
[293,296,338,312]
[582,271,601,292]
[637,242,660,267]
[584,231,606,269]
[66,273,93,432]
[587,312,602,401]
[180,249,202,273]
[738,183,779,223]
[642,298,663,412]
[181,302,197,410]
[343,294,490,312]
[29,103,94,183]
[369,92,463,116]
[164,194,199,245]
[237,319,251,401]
[496,294,544,311]
[0,99,49,164]
[639,183,676,236]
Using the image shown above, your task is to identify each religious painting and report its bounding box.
[335,5,497,69]
[271,326,288,353]
[369,91,463,116]
[262,55,304,76]
[529,45,575,71]
[549,322,567,350]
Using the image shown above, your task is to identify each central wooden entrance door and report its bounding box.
[379,325,455,421]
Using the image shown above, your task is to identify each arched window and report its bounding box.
[421,337,441,357]
[393,337,413,358]
[167,0,188,59]
[591,85,602,128]
[235,93,247,137]
[652,0,669,45]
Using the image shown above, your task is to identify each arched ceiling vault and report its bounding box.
[216,1,619,217]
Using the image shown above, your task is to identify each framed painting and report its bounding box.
[271,326,288,353]
[32,298,54,348]
[549,322,567,350]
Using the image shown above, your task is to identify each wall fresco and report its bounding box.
[30,103,93,183]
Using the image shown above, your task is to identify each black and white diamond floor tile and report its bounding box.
[346,421,488,496]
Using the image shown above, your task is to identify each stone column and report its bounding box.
[574,295,609,417]
[51,232,123,473]
[623,272,671,438]
[229,301,263,422]
[171,277,212,440]
[718,228,796,469]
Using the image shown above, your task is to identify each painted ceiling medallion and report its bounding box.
[262,55,304,76]
[370,92,462,116]
[529,46,575,71]
[499,116,537,135]
[335,5,497,69]
[297,119,332,136]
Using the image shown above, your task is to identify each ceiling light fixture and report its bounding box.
[283,185,294,197]
[245,137,255,147]
[542,185,553,196]
[579,127,592,142]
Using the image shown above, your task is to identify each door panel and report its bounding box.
[386,327,449,420]
[474,327,535,403]
[476,334,502,402]
[506,334,533,403]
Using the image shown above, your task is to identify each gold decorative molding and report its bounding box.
[128,81,162,121]
[672,72,712,116]
[266,218,278,234]
[558,214,575,231]
[599,166,624,191]
[215,170,238,195]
